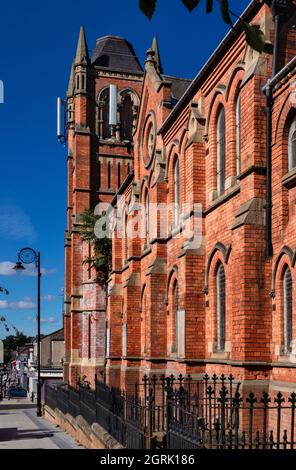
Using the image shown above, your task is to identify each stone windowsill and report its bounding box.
[282,167,296,189]
[276,352,295,364]
[205,183,240,215]
[211,351,229,360]
[98,138,133,148]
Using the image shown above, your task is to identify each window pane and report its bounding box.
[101,89,111,139]
[174,282,179,353]
[120,93,133,141]
[236,94,241,175]
[217,263,226,351]
[217,108,226,196]
[283,267,293,354]
[174,157,180,226]
[288,118,296,171]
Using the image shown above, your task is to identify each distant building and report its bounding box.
[16,329,64,400]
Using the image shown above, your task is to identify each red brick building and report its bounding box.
[64,0,296,399]
[64,29,143,386]
[106,0,296,394]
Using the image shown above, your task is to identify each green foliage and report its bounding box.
[139,0,156,19]
[220,0,232,26]
[206,0,214,14]
[182,0,200,13]
[79,209,112,286]
[242,23,266,53]
[138,0,269,53]
[3,332,32,363]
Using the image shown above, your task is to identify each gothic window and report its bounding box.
[98,160,101,189]
[173,281,179,353]
[283,266,293,354]
[217,107,226,196]
[98,88,111,139]
[236,93,241,175]
[125,212,129,261]
[173,156,180,228]
[108,161,111,189]
[120,93,133,141]
[288,117,296,171]
[118,162,121,188]
[216,262,226,352]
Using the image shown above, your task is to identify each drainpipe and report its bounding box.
[265,80,273,259]
[264,0,288,259]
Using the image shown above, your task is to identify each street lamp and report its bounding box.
[13,248,42,417]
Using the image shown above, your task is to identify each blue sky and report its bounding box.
[0,0,250,339]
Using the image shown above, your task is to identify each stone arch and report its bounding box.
[274,93,296,145]
[225,65,245,102]
[271,246,296,298]
[166,140,180,178]
[205,87,226,136]
[164,265,178,304]
[204,242,232,294]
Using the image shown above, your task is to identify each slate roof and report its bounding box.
[164,76,192,101]
[91,35,143,74]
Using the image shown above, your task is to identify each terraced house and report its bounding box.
[64,0,296,407]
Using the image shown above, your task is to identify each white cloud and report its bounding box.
[0,261,57,277]
[26,316,57,324]
[0,205,36,242]
[0,299,36,310]
[42,295,56,301]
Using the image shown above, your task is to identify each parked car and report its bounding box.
[8,387,27,398]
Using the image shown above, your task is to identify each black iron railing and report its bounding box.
[44,374,296,450]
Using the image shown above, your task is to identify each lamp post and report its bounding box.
[13,248,42,417]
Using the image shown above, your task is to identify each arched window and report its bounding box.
[141,287,147,355]
[98,88,111,139]
[173,281,179,353]
[283,266,293,354]
[217,107,226,196]
[120,93,133,141]
[145,190,150,245]
[216,262,226,351]
[173,157,180,227]
[124,212,129,261]
[288,117,296,171]
[236,93,241,175]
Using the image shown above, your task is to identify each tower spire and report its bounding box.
[74,26,90,65]
[151,36,163,75]
[67,62,75,97]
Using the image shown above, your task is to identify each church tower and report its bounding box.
[64,28,143,386]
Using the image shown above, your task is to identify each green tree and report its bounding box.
[79,209,112,286]
[2,332,32,363]
[139,0,270,52]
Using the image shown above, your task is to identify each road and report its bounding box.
[0,398,83,449]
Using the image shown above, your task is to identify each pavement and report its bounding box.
[0,397,83,449]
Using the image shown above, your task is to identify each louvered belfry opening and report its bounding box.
[216,262,226,352]
[120,93,133,141]
[100,88,111,139]
[283,266,293,354]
